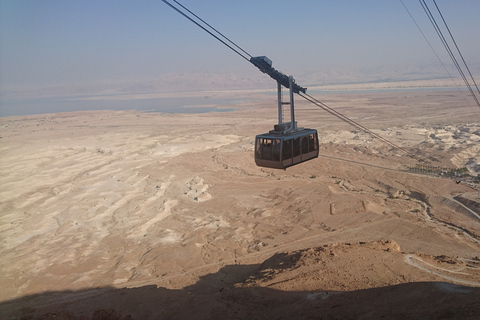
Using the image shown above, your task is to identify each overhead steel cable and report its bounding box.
[432,0,480,97]
[420,1,466,85]
[419,0,480,109]
[163,0,422,161]
[171,0,252,59]
[161,0,251,62]
[420,0,480,166]
[401,0,478,119]
[299,92,420,160]
[400,1,460,87]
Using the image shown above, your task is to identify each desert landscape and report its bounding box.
[1,85,480,319]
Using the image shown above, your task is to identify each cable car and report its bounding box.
[255,128,318,169]
[251,57,319,169]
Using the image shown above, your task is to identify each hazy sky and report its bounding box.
[1,0,479,90]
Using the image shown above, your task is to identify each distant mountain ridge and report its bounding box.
[2,62,478,100]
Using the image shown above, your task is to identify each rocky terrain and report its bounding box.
[0,88,479,319]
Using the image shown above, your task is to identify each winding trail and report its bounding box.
[405,254,480,287]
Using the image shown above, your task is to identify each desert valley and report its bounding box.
[1,84,480,319]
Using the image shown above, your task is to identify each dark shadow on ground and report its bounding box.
[1,262,480,320]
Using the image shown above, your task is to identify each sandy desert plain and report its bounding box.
[1,82,480,319]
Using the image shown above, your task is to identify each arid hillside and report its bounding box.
[1,88,479,319]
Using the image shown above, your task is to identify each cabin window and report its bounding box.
[272,139,281,161]
[309,133,318,152]
[283,139,292,159]
[256,138,282,161]
[263,139,272,160]
[293,137,301,157]
[255,138,262,157]
[301,136,309,154]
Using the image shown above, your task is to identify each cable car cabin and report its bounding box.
[255,129,319,170]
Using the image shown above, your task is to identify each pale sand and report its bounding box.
[0,89,479,319]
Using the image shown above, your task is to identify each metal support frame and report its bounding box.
[277,81,283,124]
[275,76,297,134]
[289,76,296,131]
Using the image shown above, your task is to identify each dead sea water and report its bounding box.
[0,94,237,117]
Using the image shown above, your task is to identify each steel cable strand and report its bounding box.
[433,0,480,98]
[162,0,251,62]
[172,0,252,59]
[299,93,421,160]
[420,0,480,109]
[401,0,477,116]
